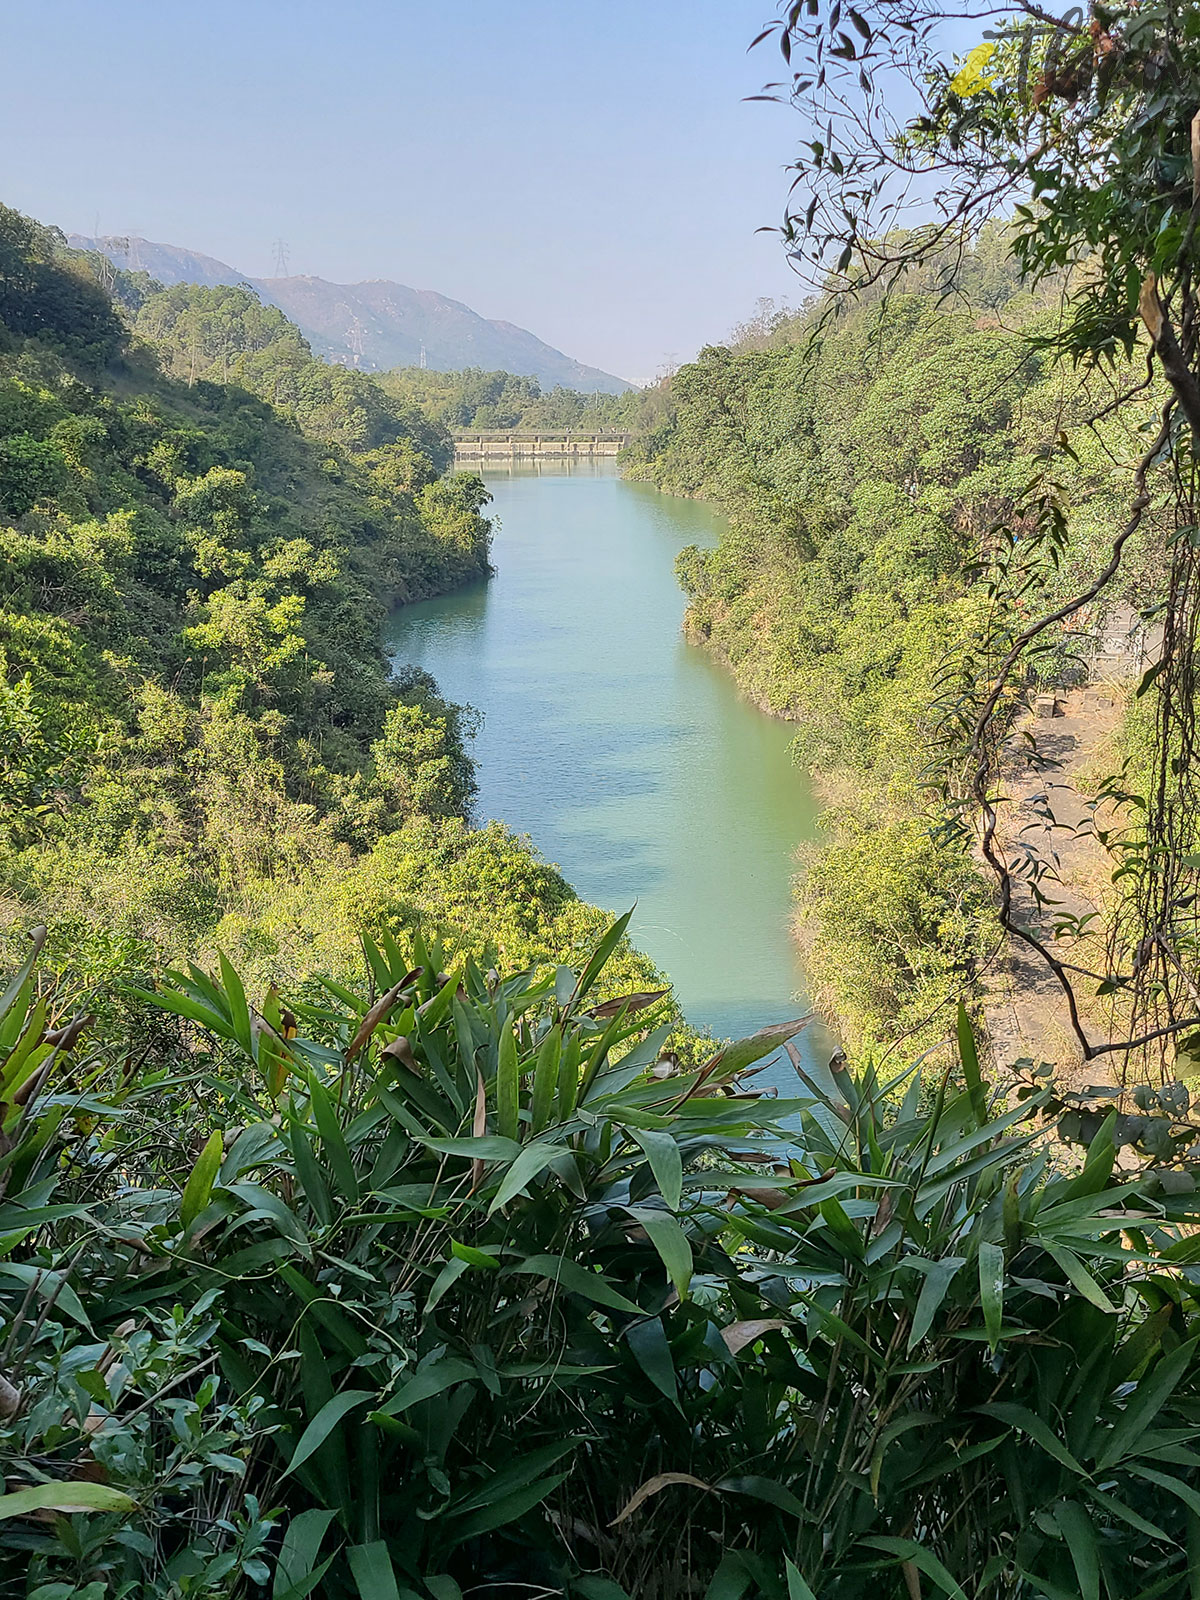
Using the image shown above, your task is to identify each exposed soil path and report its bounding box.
[982,687,1122,1082]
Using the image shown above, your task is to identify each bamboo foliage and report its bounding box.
[2,926,1200,1598]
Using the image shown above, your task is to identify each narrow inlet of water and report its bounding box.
[385,460,834,1079]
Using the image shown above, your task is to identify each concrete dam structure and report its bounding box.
[452,432,630,461]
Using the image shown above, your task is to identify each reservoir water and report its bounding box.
[385,460,827,1060]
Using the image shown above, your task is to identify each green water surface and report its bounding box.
[385,461,825,1051]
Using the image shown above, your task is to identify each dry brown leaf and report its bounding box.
[345,971,422,1061]
[470,1065,488,1192]
[720,1319,787,1356]
[608,1471,714,1527]
[586,989,668,1020]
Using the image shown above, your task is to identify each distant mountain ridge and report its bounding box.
[68,233,631,393]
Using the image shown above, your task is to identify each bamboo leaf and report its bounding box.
[1053,1499,1099,1600]
[283,1390,375,1477]
[631,1127,683,1210]
[529,1025,560,1134]
[570,909,633,1008]
[625,1315,677,1400]
[307,1073,360,1203]
[510,1254,641,1314]
[347,1540,413,1600]
[907,1256,966,1350]
[979,1240,1004,1351]
[610,1471,712,1525]
[487,1139,565,1215]
[860,1537,967,1599]
[956,1000,988,1126]
[0,1481,136,1519]
[181,1129,225,1229]
[784,1560,819,1600]
[1098,1338,1199,1467]
[496,1019,519,1142]
[976,1403,1088,1476]
[273,1508,337,1599]
[453,1473,570,1540]
[626,1205,692,1297]
[1042,1241,1117,1313]
[373,1357,476,1417]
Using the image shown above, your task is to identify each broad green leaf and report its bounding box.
[496,1019,519,1142]
[1084,1485,1171,1542]
[512,1254,642,1314]
[288,1126,333,1228]
[1098,1338,1199,1468]
[907,1256,966,1351]
[227,1183,311,1255]
[1135,1464,1200,1518]
[424,1255,469,1314]
[218,950,253,1053]
[631,1128,683,1210]
[1042,1242,1117,1313]
[373,1357,476,1416]
[283,1390,375,1477]
[570,909,633,1007]
[626,1315,677,1400]
[307,1073,359,1202]
[718,1475,809,1521]
[454,1473,570,1540]
[583,1021,674,1102]
[574,1580,632,1600]
[273,1508,337,1600]
[1053,1500,1099,1600]
[424,1581,463,1600]
[956,1000,988,1126]
[530,1025,560,1134]
[450,1239,501,1268]
[785,1560,818,1600]
[347,1541,413,1600]
[976,1403,1087,1476]
[978,1240,1004,1351]
[453,1441,577,1513]
[860,1537,967,1599]
[0,1263,90,1328]
[0,1482,135,1519]
[180,1129,224,1229]
[422,1135,521,1161]
[702,1554,752,1600]
[488,1139,566,1215]
[626,1205,692,1297]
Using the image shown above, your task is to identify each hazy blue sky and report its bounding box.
[0,1,806,382]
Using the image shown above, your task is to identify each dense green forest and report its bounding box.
[628,236,1165,1053]
[379,366,649,434]
[0,204,667,1007]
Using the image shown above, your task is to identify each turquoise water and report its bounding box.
[384,460,829,1063]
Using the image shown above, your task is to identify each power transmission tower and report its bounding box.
[271,238,291,277]
[347,315,366,367]
[419,342,427,370]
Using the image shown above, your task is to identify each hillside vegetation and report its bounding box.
[628,241,1166,1053]
[0,203,667,1010]
[69,233,633,392]
[378,366,647,435]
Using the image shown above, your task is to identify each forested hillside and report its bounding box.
[629,240,1166,1051]
[68,233,633,391]
[0,204,666,1006]
[379,366,646,434]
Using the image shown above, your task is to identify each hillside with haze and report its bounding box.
[68,231,632,392]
